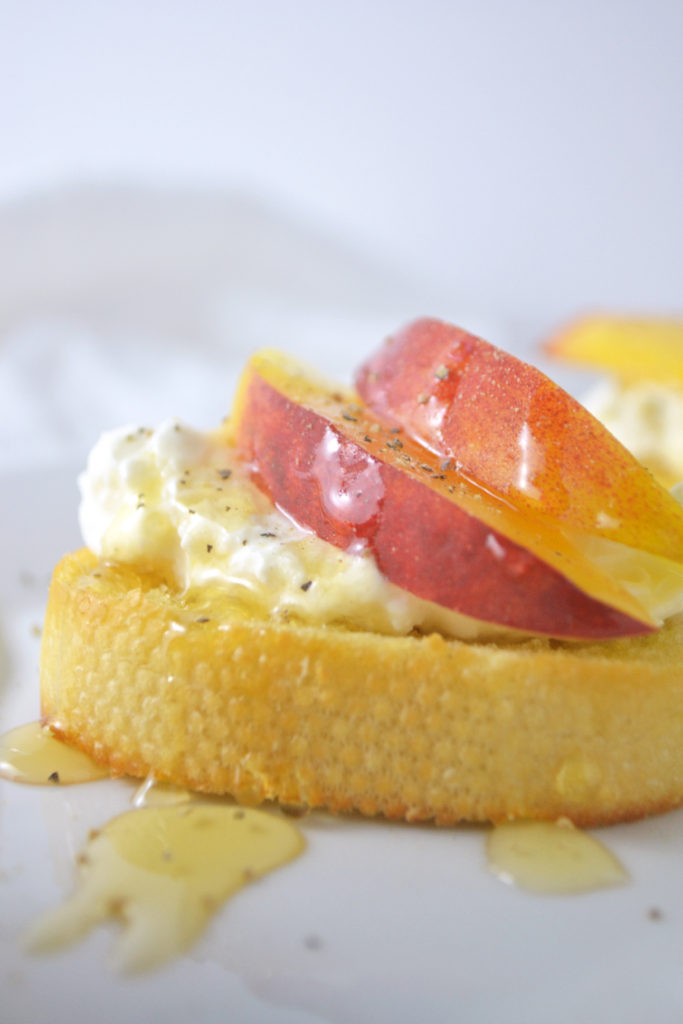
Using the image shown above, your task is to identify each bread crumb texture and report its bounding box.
[40,549,683,826]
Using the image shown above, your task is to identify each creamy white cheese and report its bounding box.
[79,420,514,640]
[584,379,683,483]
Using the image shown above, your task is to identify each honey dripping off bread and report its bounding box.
[40,323,683,826]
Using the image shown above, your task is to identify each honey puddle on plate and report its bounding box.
[0,723,627,972]
[0,721,109,785]
[22,803,305,971]
[132,775,193,808]
[487,819,628,894]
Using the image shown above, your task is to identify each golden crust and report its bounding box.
[41,548,683,826]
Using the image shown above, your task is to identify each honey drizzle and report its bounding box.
[3,724,630,969]
[23,804,305,971]
[131,775,193,808]
[0,721,109,785]
[486,819,628,894]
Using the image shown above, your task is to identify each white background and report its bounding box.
[1,0,681,331]
[3,6,683,1022]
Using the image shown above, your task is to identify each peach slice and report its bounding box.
[224,348,654,640]
[355,318,683,564]
[545,315,683,387]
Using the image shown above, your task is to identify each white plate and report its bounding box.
[4,458,683,1024]
[2,186,683,1024]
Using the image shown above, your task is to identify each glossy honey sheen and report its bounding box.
[24,804,305,971]
[227,349,657,638]
[0,722,109,785]
[487,819,628,894]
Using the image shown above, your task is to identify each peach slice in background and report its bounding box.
[355,318,683,566]
[224,348,656,640]
[545,316,683,387]
[544,315,683,491]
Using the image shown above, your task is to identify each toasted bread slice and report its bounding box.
[40,548,683,826]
